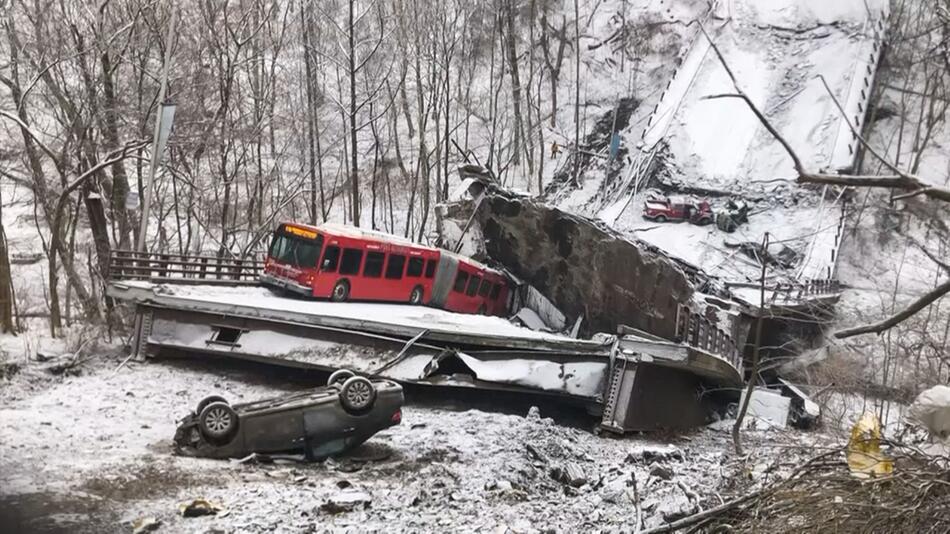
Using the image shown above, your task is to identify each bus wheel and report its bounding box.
[331,280,350,302]
[409,286,424,305]
[478,305,487,315]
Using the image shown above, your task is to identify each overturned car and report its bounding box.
[174,370,404,460]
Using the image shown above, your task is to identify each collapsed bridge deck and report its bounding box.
[108,279,743,432]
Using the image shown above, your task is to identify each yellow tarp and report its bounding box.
[846,412,893,478]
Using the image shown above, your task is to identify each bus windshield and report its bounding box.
[269,233,324,268]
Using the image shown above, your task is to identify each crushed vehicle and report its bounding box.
[174,370,403,460]
[642,194,713,225]
[716,199,750,233]
[725,241,801,269]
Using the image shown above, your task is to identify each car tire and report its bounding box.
[195,395,228,416]
[328,369,355,386]
[331,279,350,302]
[198,402,238,443]
[655,215,667,222]
[340,376,377,414]
[409,285,424,304]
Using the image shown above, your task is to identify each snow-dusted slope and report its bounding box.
[554,0,889,289]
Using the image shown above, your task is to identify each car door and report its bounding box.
[303,402,354,459]
[242,406,307,453]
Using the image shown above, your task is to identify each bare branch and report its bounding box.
[834,280,950,338]
[698,21,950,205]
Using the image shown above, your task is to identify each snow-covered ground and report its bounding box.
[0,348,839,534]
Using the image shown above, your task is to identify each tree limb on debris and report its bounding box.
[697,24,950,204]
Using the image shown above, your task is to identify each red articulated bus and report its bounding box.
[260,222,510,316]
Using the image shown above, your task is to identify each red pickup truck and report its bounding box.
[643,195,713,225]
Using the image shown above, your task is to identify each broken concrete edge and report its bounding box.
[445,184,715,288]
[439,193,713,338]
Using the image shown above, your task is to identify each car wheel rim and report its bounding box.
[347,382,371,408]
[205,408,231,434]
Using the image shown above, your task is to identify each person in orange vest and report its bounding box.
[550,141,560,159]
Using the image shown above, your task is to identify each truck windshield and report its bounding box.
[269,233,324,268]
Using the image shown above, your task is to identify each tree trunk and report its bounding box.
[0,187,15,334]
[503,0,525,168]
[82,177,112,292]
[572,0,581,186]
[348,0,361,227]
[302,7,319,224]
[100,50,135,250]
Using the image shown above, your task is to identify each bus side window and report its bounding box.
[490,283,502,300]
[322,246,341,272]
[466,275,481,297]
[364,252,385,278]
[453,271,469,292]
[385,254,406,279]
[339,248,363,275]
[478,278,492,297]
[407,257,424,277]
[424,259,437,278]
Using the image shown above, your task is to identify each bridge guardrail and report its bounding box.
[674,304,743,375]
[108,250,263,285]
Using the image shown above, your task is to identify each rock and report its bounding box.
[34,350,59,362]
[550,462,587,488]
[600,476,630,504]
[641,498,659,513]
[909,385,950,439]
[0,362,20,380]
[526,406,541,420]
[178,498,225,518]
[319,489,372,514]
[625,444,684,464]
[131,516,161,534]
[525,443,548,464]
[649,465,674,481]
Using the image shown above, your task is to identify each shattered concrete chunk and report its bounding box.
[649,464,674,481]
[178,498,225,518]
[319,489,373,514]
[525,443,548,464]
[625,444,684,464]
[131,516,161,534]
[550,462,587,488]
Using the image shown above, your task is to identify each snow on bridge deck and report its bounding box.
[108,280,610,354]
